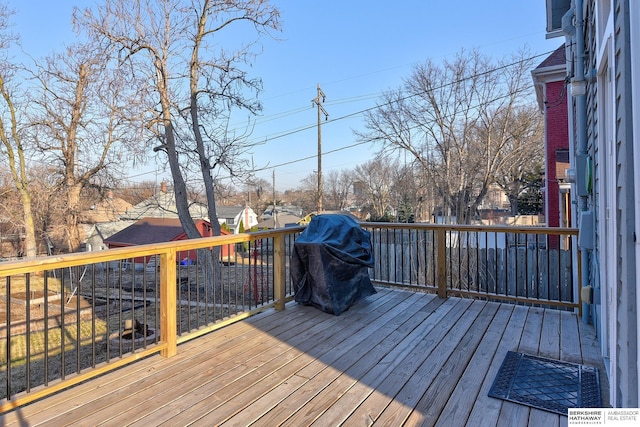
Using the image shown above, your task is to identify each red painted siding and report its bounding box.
[544,80,569,228]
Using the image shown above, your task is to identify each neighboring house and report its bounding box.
[260,204,304,221]
[216,205,259,234]
[76,191,133,254]
[81,220,136,252]
[40,191,131,254]
[259,205,303,229]
[80,191,133,224]
[531,45,572,230]
[545,0,639,407]
[121,182,258,234]
[103,217,232,264]
[121,182,209,221]
[258,213,302,229]
[477,183,511,212]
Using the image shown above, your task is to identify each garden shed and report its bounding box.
[104,217,233,265]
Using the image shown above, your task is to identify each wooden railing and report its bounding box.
[1,222,579,412]
[362,223,580,310]
[0,227,303,412]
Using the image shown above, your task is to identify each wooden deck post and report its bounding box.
[160,249,178,357]
[436,228,447,298]
[273,234,286,311]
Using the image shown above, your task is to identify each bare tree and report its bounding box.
[78,0,281,240]
[185,0,280,237]
[77,0,280,290]
[242,176,270,214]
[25,166,66,255]
[360,49,538,224]
[116,181,157,205]
[353,157,397,221]
[0,168,26,257]
[324,169,352,211]
[296,173,320,214]
[389,161,424,222]
[213,179,239,206]
[29,40,145,251]
[0,4,37,257]
[491,105,544,215]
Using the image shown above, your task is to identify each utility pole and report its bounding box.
[312,84,328,213]
[272,170,277,227]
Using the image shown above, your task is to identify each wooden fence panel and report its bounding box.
[368,227,574,306]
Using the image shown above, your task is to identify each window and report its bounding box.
[546,0,571,36]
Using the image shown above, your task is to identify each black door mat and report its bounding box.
[488,351,601,416]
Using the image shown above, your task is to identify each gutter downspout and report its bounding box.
[573,0,590,325]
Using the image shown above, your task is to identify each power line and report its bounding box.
[245,50,554,171]
[134,49,555,185]
[248,50,554,145]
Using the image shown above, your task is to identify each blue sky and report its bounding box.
[9,1,560,191]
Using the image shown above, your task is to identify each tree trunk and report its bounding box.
[64,183,83,252]
[155,54,200,240]
[190,7,221,289]
[508,194,519,216]
[0,72,38,258]
[17,187,38,258]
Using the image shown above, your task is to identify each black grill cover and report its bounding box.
[291,214,376,315]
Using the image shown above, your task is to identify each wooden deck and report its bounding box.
[1,287,606,426]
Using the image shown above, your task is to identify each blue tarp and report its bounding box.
[291,214,376,315]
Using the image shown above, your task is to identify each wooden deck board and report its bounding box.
[306,296,448,427]
[135,289,410,426]
[374,300,487,426]
[276,295,444,427]
[164,292,428,426]
[408,302,501,425]
[0,288,605,427]
[76,306,325,426]
[494,306,546,425]
[342,298,474,426]
[7,304,310,425]
[248,292,437,426]
[561,310,583,363]
[434,303,514,426]
[271,296,434,425]
[529,308,563,427]
[466,304,528,426]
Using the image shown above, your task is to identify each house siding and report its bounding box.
[584,0,599,316]
[556,0,638,406]
[585,1,608,383]
[612,0,638,407]
[580,0,638,407]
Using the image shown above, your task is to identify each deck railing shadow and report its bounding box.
[0,222,579,413]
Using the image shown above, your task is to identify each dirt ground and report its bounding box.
[1,263,272,399]
[0,291,92,324]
